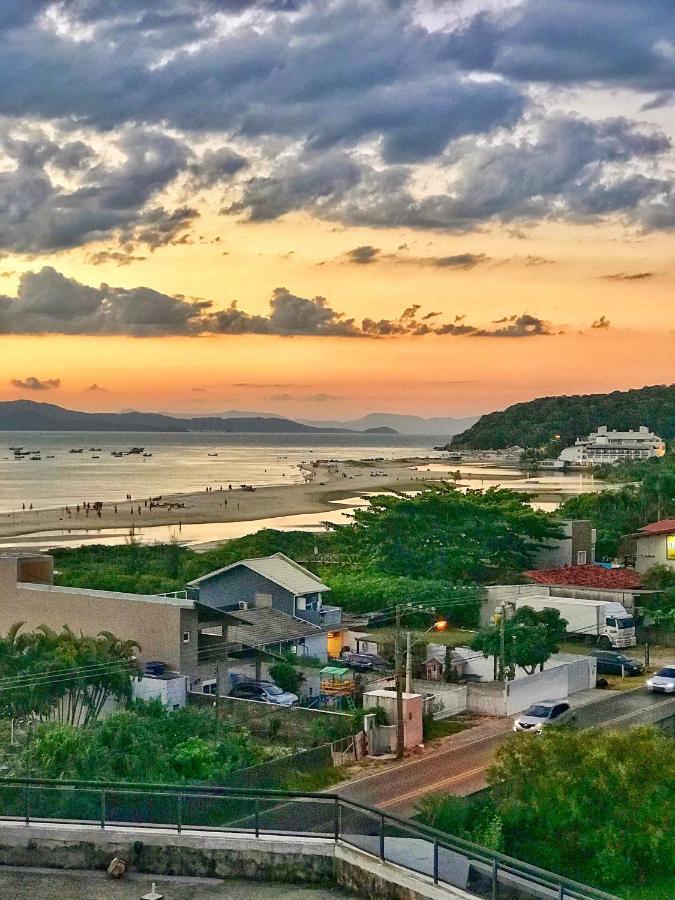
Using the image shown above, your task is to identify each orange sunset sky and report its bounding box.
[0,1,673,420]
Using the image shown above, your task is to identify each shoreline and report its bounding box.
[0,457,594,547]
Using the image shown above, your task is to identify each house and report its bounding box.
[0,552,248,687]
[558,425,665,466]
[628,519,675,575]
[531,519,596,568]
[415,656,444,682]
[187,553,347,661]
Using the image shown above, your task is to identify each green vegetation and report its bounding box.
[333,485,562,583]
[1,699,267,783]
[560,452,675,558]
[471,606,567,679]
[641,566,675,628]
[0,624,138,725]
[449,383,675,449]
[422,713,477,742]
[269,660,304,695]
[418,726,675,893]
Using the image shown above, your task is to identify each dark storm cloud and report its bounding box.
[0,127,200,253]
[0,2,524,156]
[0,267,569,339]
[447,0,675,95]
[341,247,487,268]
[288,116,672,232]
[10,376,61,390]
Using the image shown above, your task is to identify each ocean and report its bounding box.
[0,430,444,513]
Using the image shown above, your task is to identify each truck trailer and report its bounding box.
[511,595,636,649]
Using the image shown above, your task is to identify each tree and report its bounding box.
[269,660,304,695]
[487,726,675,890]
[332,485,563,583]
[471,606,567,678]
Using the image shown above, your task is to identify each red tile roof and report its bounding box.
[525,565,642,590]
[637,519,675,537]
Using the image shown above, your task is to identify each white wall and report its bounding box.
[133,675,187,709]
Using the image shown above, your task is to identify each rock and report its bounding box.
[107,856,128,878]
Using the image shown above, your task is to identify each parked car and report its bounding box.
[513,700,576,734]
[589,649,644,676]
[228,681,298,706]
[646,666,675,694]
[341,650,390,672]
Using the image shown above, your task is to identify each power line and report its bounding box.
[0,659,139,688]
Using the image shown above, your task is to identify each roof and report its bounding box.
[225,606,320,648]
[187,552,329,596]
[635,519,675,537]
[321,666,349,676]
[525,565,642,590]
[19,582,195,608]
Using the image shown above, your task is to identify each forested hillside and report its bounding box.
[451,385,675,449]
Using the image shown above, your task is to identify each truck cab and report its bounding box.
[600,604,636,649]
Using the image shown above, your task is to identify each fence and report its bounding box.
[188,691,354,742]
[0,777,619,900]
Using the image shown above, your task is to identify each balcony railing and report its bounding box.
[295,605,342,627]
[0,777,619,900]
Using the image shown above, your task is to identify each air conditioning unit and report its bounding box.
[238,601,249,610]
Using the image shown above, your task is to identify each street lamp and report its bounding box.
[394,603,449,759]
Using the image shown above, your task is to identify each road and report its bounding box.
[335,688,675,818]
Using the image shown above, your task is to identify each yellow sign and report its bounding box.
[667,535,675,560]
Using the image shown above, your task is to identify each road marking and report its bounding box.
[335,727,510,794]
[377,764,490,809]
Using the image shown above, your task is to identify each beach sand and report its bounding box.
[0,457,439,541]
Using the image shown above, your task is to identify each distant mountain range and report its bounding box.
[0,401,396,434]
[300,412,479,435]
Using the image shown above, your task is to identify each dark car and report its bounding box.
[589,649,644,676]
[341,650,390,672]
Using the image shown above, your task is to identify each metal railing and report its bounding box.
[0,778,619,900]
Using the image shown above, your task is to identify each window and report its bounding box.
[255,592,273,608]
[182,631,190,643]
[576,550,587,565]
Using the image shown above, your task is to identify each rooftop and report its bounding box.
[19,581,194,607]
[635,519,675,537]
[188,552,329,596]
[225,606,320,647]
[525,565,642,590]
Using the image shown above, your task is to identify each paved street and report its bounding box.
[335,688,675,818]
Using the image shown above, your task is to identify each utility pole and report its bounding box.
[499,608,506,682]
[395,605,404,759]
[215,662,221,714]
[405,630,412,693]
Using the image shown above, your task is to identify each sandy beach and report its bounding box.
[0,456,591,547]
[0,458,439,542]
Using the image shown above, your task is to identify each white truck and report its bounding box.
[511,595,636,649]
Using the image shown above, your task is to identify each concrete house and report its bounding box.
[187,553,346,660]
[630,519,675,575]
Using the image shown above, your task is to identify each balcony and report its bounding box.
[295,604,343,628]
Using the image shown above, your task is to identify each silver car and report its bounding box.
[646,666,675,694]
[513,700,576,734]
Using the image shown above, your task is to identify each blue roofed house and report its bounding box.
[187,553,347,664]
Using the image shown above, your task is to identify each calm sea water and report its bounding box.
[0,430,444,513]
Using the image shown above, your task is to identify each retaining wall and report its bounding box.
[0,823,472,900]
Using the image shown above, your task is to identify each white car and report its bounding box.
[513,700,576,734]
[646,666,675,694]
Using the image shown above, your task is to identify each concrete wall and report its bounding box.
[0,556,186,670]
[411,682,467,719]
[0,824,474,900]
[363,690,423,749]
[636,533,675,574]
[532,520,595,569]
[133,674,187,709]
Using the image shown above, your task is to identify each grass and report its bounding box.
[368,625,478,648]
[283,765,348,792]
[423,713,477,742]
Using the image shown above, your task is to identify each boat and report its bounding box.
[9,446,23,452]
[69,448,84,454]
[207,452,219,457]
[126,447,145,455]
[142,453,152,458]
[91,455,100,459]
[111,451,124,457]
[88,447,102,452]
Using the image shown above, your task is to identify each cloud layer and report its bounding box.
[0,266,571,339]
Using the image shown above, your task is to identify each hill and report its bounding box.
[450,385,675,449]
[302,413,478,435]
[0,400,375,434]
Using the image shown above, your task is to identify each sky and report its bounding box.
[0,0,673,420]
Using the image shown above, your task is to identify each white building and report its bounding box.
[559,425,665,466]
